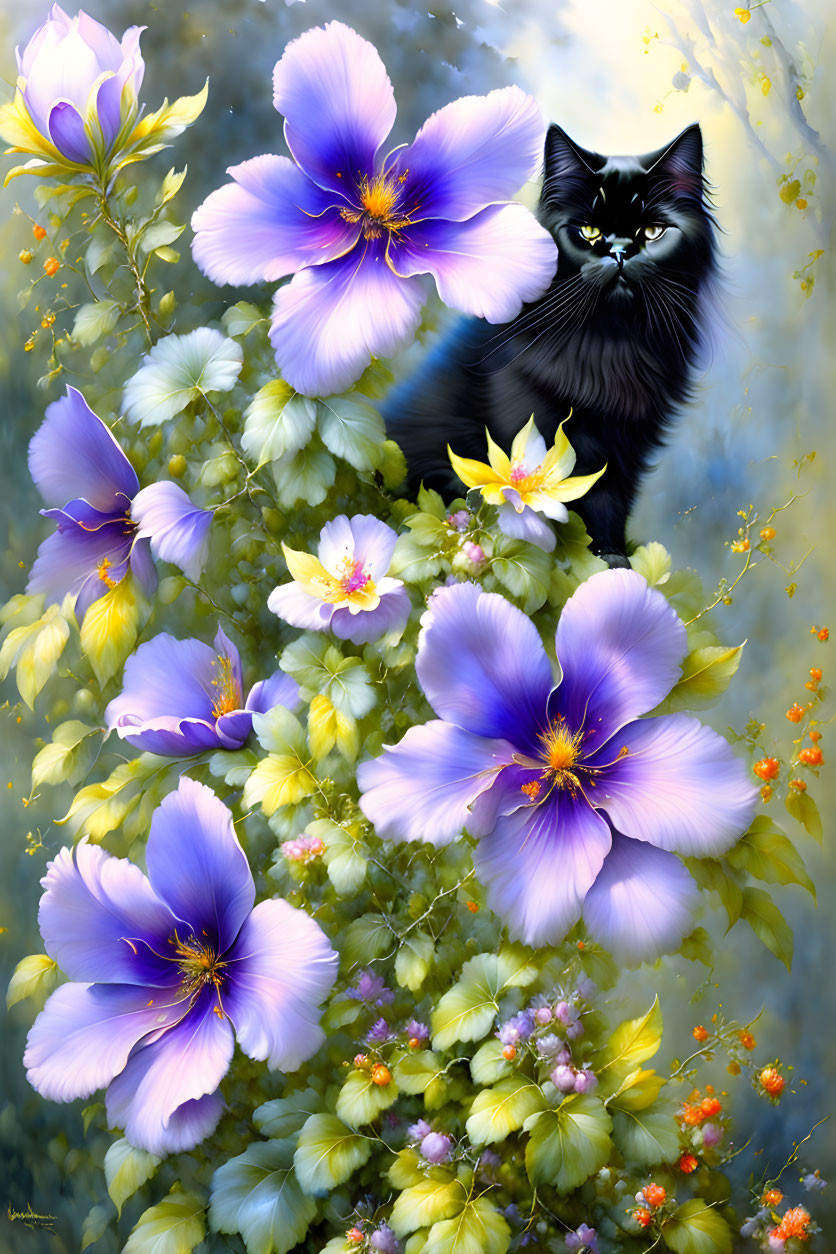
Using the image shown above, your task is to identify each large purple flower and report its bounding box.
[191,21,557,396]
[24,777,338,1155]
[358,571,757,962]
[105,626,299,756]
[27,387,211,622]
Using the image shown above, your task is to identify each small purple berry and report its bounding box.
[535,1006,552,1025]
[421,1131,452,1164]
[551,1064,577,1093]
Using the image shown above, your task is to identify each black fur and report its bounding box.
[383,123,718,561]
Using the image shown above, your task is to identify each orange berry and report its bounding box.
[692,1024,709,1042]
[577,940,585,950]
[678,1153,699,1174]
[753,757,779,781]
[43,256,60,277]
[789,777,807,792]
[773,1206,811,1239]
[805,680,818,691]
[408,1037,421,1050]
[502,1044,517,1060]
[809,729,822,742]
[799,746,823,766]
[739,1030,756,1050]
[760,784,773,802]
[633,1207,653,1228]
[643,1183,667,1208]
[759,1066,785,1097]
[786,703,804,723]
[346,1228,365,1245]
[681,1104,703,1126]
[762,1189,784,1207]
[701,1096,722,1117]
[759,526,776,541]
[19,249,33,264]
[32,223,47,240]
[817,627,829,641]
[371,1063,391,1087]
[466,900,479,913]
[810,667,823,682]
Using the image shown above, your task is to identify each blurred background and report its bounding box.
[0,0,832,1249]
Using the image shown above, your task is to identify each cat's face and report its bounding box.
[537,124,715,324]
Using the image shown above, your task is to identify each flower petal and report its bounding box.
[474,792,612,947]
[582,833,700,963]
[27,515,133,610]
[47,100,90,163]
[28,386,138,509]
[191,154,357,286]
[108,715,225,757]
[389,204,556,323]
[246,670,300,715]
[224,898,337,1070]
[131,480,212,582]
[104,986,233,1155]
[105,633,217,732]
[272,22,396,196]
[25,982,186,1103]
[392,86,546,221]
[145,778,255,952]
[358,720,515,845]
[552,569,687,744]
[267,581,336,632]
[497,502,558,551]
[318,513,397,578]
[416,581,552,750]
[269,241,425,397]
[592,714,757,856]
[38,841,176,984]
[330,586,410,645]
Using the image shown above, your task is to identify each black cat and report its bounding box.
[383,123,718,563]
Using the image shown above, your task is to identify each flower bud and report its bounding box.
[551,1064,577,1092]
[420,1131,452,1164]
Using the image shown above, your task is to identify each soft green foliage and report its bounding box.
[105,1139,162,1218]
[292,1114,373,1194]
[122,1189,205,1254]
[6,953,57,1008]
[210,1141,317,1254]
[662,1200,734,1254]
[524,1096,613,1191]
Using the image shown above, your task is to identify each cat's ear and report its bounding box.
[542,125,603,202]
[643,124,704,197]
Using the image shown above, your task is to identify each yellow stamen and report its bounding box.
[175,932,226,998]
[539,720,586,790]
[96,556,117,589]
[340,172,413,240]
[211,652,241,719]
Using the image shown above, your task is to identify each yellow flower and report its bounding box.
[448,415,605,528]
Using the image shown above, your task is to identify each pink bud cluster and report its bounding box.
[281,833,325,863]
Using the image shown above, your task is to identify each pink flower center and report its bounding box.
[337,555,371,594]
[509,461,543,494]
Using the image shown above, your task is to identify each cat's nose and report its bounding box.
[607,237,631,268]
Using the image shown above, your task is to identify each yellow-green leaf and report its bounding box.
[608,1068,666,1111]
[292,1113,372,1197]
[80,574,147,686]
[336,1068,398,1129]
[655,642,745,714]
[242,754,315,815]
[662,1199,733,1254]
[389,1176,465,1238]
[524,1095,613,1191]
[395,931,435,993]
[105,1138,161,1218]
[727,817,815,897]
[466,1076,546,1145]
[394,1051,447,1096]
[6,953,57,1009]
[122,1188,204,1254]
[740,886,793,970]
[601,996,663,1075]
[0,603,70,709]
[424,1197,511,1254]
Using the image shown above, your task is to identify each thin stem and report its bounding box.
[94,183,154,346]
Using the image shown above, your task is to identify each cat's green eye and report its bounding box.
[580,225,602,243]
[643,224,667,241]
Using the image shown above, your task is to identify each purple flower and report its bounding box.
[421,1131,452,1164]
[551,1064,577,1093]
[405,1019,429,1042]
[347,970,394,1006]
[268,514,410,646]
[498,1009,535,1045]
[191,22,557,397]
[566,1224,599,1253]
[802,1172,827,1192]
[27,387,211,622]
[573,1069,597,1094]
[24,777,337,1155]
[358,571,756,962]
[105,626,299,757]
[366,1017,390,1044]
[370,1224,400,1254]
[408,1118,433,1141]
[701,1121,723,1148]
[3,4,145,168]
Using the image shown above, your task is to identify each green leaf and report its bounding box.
[389,532,446,583]
[318,394,385,471]
[335,1068,398,1129]
[388,1148,426,1190]
[81,1204,109,1251]
[395,931,435,992]
[600,997,663,1076]
[341,914,393,967]
[394,1050,447,1095]
[138,220,185,255]
[469,1039,514,1086]
[524,1095,613,1191]
[156,167,188,206]
[105,1138,161,1218]
[222,301,266,338]
[253,1087,325,1140]
[80,573,148,686]
[631,541,671,586]
[607,1068,666,1112]
[209,748,259,787]
[6,954,57,1009]
[57,755,157,841]
[491,538,551,613]
[685,858,744,927]
[417,485,448,518]
[740,886,793,970]
[72,298,120,346]
[466,1076,546,1145]
[785,788,823,842]
[662,1199,733,1254]
[242,753,315,815]
[727,817,815,897]
[210,1140,316,1254]
[242,380,316,468]
[425,1198,511,1254]
[389,1176,465,1237]
[432,951,538,1050]
[611,1105,680,1166]
[654,641,745,714]
[123,328,243,427]
[292,1113,373,1195]
[271,446,336,509]
[122,1188,204,1254]
[32,720,101,789]
[307,818,367,895]
[0,602,70,709]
